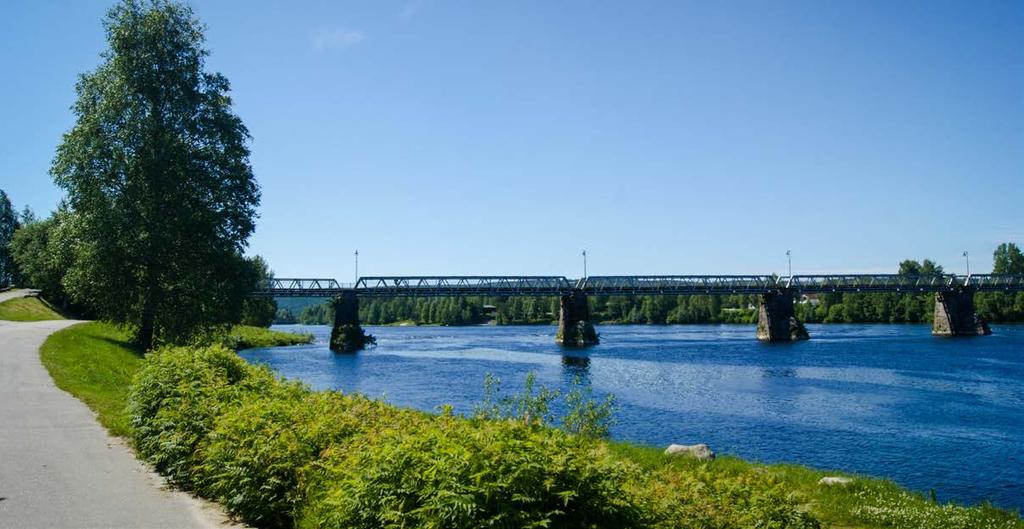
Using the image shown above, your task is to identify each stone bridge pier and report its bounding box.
[756,290,810,342]
[329,291,374,352]
[933,288,991,336]
[556,292,599,346]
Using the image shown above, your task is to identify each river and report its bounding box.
[240,323,1024,510]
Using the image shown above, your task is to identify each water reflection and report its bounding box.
[561,354,591,370]
[762,367,797,379]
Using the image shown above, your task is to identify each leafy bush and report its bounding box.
[563,376,616,439]
[475,372,559,427]
[476,372,617,439]
[196,389,416,528]
[128,350,829,529]
[297,414,647,529]
[127,345,274,485]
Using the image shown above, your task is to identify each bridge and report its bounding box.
[254,274,1024,351]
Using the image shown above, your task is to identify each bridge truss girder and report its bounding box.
[254,274,1024,298]
[353,276,574,297]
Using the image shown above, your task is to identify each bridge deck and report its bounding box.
[255,274,1024,297]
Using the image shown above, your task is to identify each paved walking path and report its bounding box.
[0,320,241,529]
[0,289,38,304]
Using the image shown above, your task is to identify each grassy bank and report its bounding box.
[40,322,140,435]
[39,323,1022,529]
[0,295,67,321]
[220,325,313,349]
[39,322,312,436]
[610,443,1021,529]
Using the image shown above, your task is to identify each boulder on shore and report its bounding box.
[664,443,715,460]
[818,476,853,486]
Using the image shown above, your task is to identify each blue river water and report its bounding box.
[241,323,1024,510]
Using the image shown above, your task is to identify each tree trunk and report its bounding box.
[138,298,156,351]
[137,262,159,351]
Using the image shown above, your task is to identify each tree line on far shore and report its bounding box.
[273,245,1024,327]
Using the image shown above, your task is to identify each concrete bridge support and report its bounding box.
[556,292,599,346]
[329,291,375,352]
[933,289,991,336]
[756,290,810,342]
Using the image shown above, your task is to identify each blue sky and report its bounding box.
[2,1,1022,279]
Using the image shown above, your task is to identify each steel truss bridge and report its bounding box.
[255,274,1024,298]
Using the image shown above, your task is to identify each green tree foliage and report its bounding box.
[18,206,37,226]
[289,297,489,326]
[977,243,1024,321]
[992,243,1024,274]
[8,209,79,308]
[274,307,297,324]
[0,189,19,287]
[52,0,259,348]
[239,255,276,327]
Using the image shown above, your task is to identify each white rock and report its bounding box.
[664,443,715,460]
[818,476,853,486]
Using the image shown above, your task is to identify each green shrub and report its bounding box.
[476,372,617,438]
[297,414,647,529]
[563,376,616,439]
[475,372,559,427]
[127,349,830,529]
[196,389,416,528]
[127,345,276,485]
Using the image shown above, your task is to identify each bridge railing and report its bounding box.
[965,274,1024,291]
[786,274,957,293]
[788,274,1024,293]
[254,278,352,297]
[578,275,782,294]
[256,274,1024,297]
[354,276,575,297]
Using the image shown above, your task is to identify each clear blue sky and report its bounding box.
[2,1,1022,279]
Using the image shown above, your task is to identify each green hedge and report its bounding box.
[127,345,820,529]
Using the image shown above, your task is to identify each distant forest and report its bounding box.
[275,247,1024,326]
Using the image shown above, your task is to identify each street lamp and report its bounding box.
[354,249,359,283]
[786,250,792,279]
[582,249,587,279]
[963,250,970,277]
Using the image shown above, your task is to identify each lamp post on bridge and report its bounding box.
[582,249,587,279]
[354,249,359,283]
[963,250,970,277]
[786,250,792,279]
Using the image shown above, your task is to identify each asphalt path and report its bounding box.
[0,319,241,529]
[0,289,38,304]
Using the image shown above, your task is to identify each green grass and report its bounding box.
[0,296,67,321]
[608,442,1023,529]
[39,322,142,436]
[39,323,1022,528]
[38,322,310,437]
[222,324,313,349]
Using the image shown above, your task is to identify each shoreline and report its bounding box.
[275,320,1024,327]
[35,322,1024,526]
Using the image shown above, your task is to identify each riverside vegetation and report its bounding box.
[40,321,1024,529]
